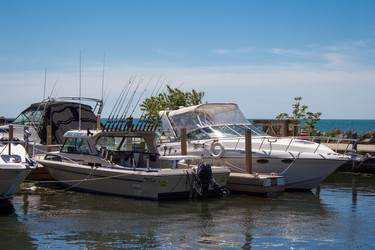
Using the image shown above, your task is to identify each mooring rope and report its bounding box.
[278,152,301,175]
[224,151,300,176]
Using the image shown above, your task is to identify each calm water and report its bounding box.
[250,119,375,134]
[1,172,374,249]
[311,119,375,134]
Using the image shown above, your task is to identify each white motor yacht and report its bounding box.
[158,103,355,190]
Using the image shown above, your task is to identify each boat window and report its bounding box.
[244,124,269,136]
[95,136,149,153]
[229,124,269,137]
[61,137,90,154]
[187,129,210,140]
[1,154,22,163]
[96,136,122,151]
[118,136,149,153]
[13,109,43,125]
[202,126,239,138]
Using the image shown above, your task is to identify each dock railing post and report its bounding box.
[245,128,252,173]
[180,128,187,155]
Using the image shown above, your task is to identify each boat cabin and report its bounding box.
[159,103,268,140]
[58,129,159,168]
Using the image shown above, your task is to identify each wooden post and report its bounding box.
[47,125,52,152]
[8,125,13,154]
[180,128,187,155]
[282,120,288,137]
[245,128,252,173]
[24,126,29,153]
[96,114,101,130]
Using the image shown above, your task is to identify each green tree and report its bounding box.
[140,85,204,120]
[276,96,322,135]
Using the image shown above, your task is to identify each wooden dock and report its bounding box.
[226,173,285,195]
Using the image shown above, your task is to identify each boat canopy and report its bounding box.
[162,103,250,136]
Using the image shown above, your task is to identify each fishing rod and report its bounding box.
[135,76,164,131]
[136,76,166,131]
[120,76,144,131]
[145,78,172,130]
[112,77,135,131]
[128,75,154,131]
[129,75,153,117]
[48,77,59,99]
[101,53,106,102]
[43,68,47,99]
[104,79,131,131]
[108,77,134,131]
[133,76,163,131]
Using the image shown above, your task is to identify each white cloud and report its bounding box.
[270,48,308,57]
[2,40,375,119]
[213,47,253,55]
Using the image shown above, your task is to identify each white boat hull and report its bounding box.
[39,159,230,200]
[160,144,349,190]
[219,157,344,190]
[0,164,33,200]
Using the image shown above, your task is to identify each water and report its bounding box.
[250,119,375,134]
[1,172,374,249]
[313,119,375,134]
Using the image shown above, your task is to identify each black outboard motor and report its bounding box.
[193,162,228,199]
[196,162,213,198]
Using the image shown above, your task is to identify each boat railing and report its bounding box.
[202,135,359,157]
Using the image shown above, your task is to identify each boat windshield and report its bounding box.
[168,103,253,136]
[13,109,43,125]
[186,124,268,140]
[61,137,90,154]
[96,136,149,153]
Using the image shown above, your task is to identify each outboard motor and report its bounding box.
[193,162,229,198]
[193,162,213,198]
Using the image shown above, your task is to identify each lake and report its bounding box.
[1,171,374,249]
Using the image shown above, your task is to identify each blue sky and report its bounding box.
[1,0,375,119]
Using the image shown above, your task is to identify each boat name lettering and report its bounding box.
[144,177,156,183]
[66,132,86,137]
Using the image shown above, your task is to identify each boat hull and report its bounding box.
[160,146,349,190]
[0,165,33,200]
[220,156,345,190]
[38,159,229,200]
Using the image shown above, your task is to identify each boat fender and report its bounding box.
[210,141,225,158]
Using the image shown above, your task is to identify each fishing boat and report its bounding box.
[36,116,230,200]
[157,103,356,190]
[0,138,36,200]
[0,97,103,180]
[0,96,103,149]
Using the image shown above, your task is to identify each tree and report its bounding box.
[276,96,322,135]
[140,85,205,120]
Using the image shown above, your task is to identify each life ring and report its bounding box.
[210,141,225,158]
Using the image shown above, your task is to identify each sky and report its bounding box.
[1,0,375,119]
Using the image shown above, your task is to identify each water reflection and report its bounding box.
[0,200,15,216]
[0,200,36,250]
[3,172,375,249]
